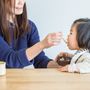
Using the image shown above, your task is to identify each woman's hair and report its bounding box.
[0,0,29,44]
[72,18,90,50]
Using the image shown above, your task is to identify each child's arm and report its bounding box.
[59,53,90,73]
[59,61,90,73]
[73,62,90,73]
[74,53,90,73]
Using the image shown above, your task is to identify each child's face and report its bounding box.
[67,24,80,50]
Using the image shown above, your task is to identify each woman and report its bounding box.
[0,0,62,68]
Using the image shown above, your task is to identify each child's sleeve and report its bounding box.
[75,61,90,73]
[68,60,90,73]
[68,63,79,73]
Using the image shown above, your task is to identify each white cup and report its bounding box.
[0,61,6,76]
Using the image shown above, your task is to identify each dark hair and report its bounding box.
[0,0,29,44]
[73,18,90,50]
[73,18,90,24]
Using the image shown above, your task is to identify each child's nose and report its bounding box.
[67,35,69,42]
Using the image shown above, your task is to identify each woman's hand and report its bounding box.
[55,52,73,62]
[55,52,73,66]
[41,32,62,49]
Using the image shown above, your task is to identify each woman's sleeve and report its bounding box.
[27,20,52,68]
[0,36,31,68]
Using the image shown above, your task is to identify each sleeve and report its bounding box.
[68,60,90,73]
[27,20,52,68]
[0,36,31,68]
[75,61,90,73]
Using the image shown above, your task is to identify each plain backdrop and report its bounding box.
[26,0,90,59]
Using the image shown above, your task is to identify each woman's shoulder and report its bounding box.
[27,20,38,33]
[28,20,37,28]
[27,20,39,37]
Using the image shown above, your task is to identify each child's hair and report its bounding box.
[72,18,90,50]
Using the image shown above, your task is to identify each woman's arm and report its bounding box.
[0,36,31,68]
[27,20,62,68]
[26,32,62,61]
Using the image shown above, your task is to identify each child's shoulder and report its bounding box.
[82,51,90,59]
[77,52,90,63]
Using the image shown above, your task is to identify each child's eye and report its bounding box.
[70,32,72,35]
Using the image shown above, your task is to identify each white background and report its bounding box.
[26,0,90,59]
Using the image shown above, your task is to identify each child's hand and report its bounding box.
[59,65,69,72]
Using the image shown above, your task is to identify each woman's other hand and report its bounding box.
[55,52,73,62]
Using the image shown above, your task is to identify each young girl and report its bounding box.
[58,18,90,73]
[0,0,62,68]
